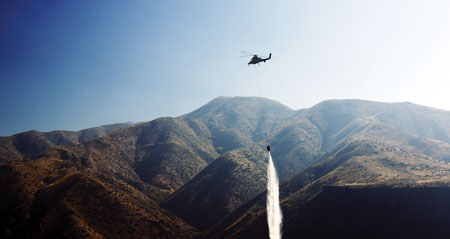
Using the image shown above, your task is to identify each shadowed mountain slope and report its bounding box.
[282,186,450,239]
[163,146,268,230]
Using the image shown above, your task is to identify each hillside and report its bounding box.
[0,156,198,239]
[0,116,221,238]
[3,97,450,238]
[210,119,450,238]
[0,123,132,162]
[40,117,220,198]
[163,146,268,230]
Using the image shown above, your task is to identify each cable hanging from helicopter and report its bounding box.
[241,51,272,151]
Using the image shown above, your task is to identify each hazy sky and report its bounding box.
[1,0,450,136]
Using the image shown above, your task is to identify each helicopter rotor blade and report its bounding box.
[240,50,256,55]
[239,50,271,58]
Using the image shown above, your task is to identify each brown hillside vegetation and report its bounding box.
[0,157,198,239]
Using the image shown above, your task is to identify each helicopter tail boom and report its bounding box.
[263,53,272,62]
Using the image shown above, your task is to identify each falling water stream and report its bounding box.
[267,152,282,239]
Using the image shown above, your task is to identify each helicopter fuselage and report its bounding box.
[248,53,272,65]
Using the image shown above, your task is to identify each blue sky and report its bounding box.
[1,0,450,136]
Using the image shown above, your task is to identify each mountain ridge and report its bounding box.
[0,122,133,162]
[3,96,450,238]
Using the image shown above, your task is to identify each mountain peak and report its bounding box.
[184,96,294,120]
[180,96,297,151]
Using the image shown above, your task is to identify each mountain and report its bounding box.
[0,116,221,238]
[208,100,450,238]
[0,123,133,162]
[162,98,450,236]
[1,96,297,238]
[3,97,450,238]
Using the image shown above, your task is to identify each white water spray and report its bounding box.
[267,152,282,239]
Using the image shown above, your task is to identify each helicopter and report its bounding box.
[241,52,272,65]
